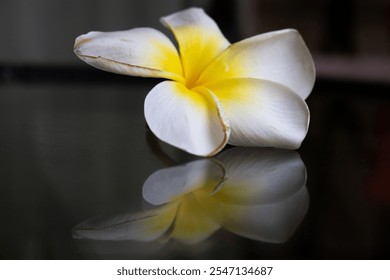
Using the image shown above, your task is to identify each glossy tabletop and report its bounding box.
[1,69,389,259]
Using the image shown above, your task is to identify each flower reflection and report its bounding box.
[73,148,308,244]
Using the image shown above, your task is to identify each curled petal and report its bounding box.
[161,8,230,87]
[74,27,183,82]
[144,81,230,156]
[199,29,315,99]
[203,78,310,149]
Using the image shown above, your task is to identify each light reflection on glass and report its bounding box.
[73,148,309,245]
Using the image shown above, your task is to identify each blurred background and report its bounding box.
[1,0,390,260]
[0,0,389,83]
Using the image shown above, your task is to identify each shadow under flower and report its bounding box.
[73,147,309,246]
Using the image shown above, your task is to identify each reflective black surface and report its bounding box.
[0,70,389,259]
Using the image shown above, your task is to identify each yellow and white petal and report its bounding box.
[199,29,315,100]
[74,27,183,81]
[143,159,224,206]
[144,81,230,156]
[203,78,309,149]
[161,8,230,88]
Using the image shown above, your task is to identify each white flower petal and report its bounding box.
[143,159,224,205]
[161,7,230,87]
[199,29,315,99]
[204,78,310,149]
[74,27,183,81]
[144,81,230,156]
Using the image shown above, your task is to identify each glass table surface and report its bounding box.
[0,71,389,259]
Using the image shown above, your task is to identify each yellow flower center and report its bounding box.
[173,26,227,90]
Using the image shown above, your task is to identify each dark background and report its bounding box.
[0,0,389,259]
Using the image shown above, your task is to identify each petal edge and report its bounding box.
[205,78,310,149]
[199,29,315,100]
[144,81,230,156]
[74,27,184,82]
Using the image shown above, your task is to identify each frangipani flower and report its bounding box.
[73,148,309,245]
[74,8,315,156]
